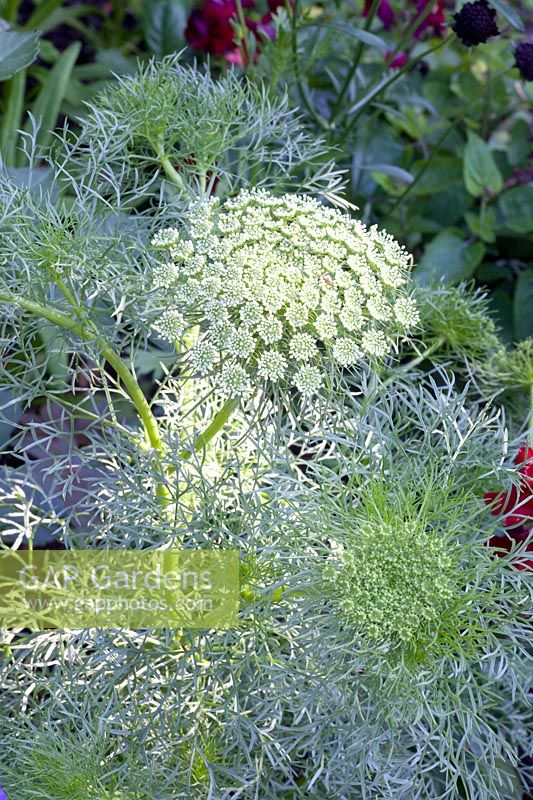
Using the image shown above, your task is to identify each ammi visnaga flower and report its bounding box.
[152,189,418,397]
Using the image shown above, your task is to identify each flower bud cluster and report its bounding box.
[325,523,456,646]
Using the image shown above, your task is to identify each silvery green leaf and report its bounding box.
[490,0,525,30]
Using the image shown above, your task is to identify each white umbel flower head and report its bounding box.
[152,189,416,397]
[156,310,186,342]
[394,296,420,329]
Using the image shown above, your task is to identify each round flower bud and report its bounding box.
[514,41,533,82]
[452,0,499,47]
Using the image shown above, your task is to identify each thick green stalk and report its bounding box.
[160,155,186,193]
[192,398,238,454]
[0,292,169,500]
[2,0,21,21]
[381,338,446,389]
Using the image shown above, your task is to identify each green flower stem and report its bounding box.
[2,0,21,22]
[160,155,186,193]
[343,35,453,138]
[384,1,439,66]
[180,398,238,459]
[381,337,446,388]
[0,292,170,502]
[329,0,382,124]
[386,118,459,214]
[290,0,329,131]
[194,398,238,452]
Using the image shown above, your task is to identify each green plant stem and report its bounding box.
[386,117,459,213]
[290,0,329,130]
[2,0,20,21]
[342,35,453,139]
[329,0,381,124]
[381,338,446,388]
[193,398,238,453]
[160,155,186,193]
[0,292,170,501]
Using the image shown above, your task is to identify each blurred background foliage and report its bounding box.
[3,0,529,340]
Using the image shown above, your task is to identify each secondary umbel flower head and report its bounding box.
[325,522,457,647]
[152,189,418,399]
[452,0,499,46]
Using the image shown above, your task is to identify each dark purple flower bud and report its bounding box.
[452,0,499,47]
[515,41,533,81]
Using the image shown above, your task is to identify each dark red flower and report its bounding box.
[485,445,533,570]
[267,0,293,11]
[488,526,533,571]
[186,0,279,65]
[515,445,533,466]
[185,1,239,56]
[412,0,446,39]
[363,0,395,30]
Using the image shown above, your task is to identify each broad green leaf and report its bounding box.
[463,131,503,198]
[24,41,81,157]
[490,0,525,30]
[5,166,55,194]
[465,207,496,243]
[498,185,533,234]
[415,229,485,285]
[0,30,39,80]
[143,0,188,57]
[409,157,463,195]
[40,323,71,386]
[513,268,533,341]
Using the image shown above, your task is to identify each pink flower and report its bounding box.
[412,0,446,39]
[363,0,395,30]
[385,50,409,68]
[488,527,533,571]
